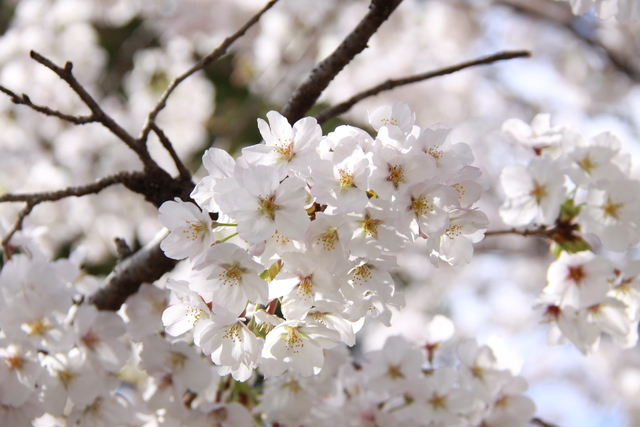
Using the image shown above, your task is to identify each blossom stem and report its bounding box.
[217,232,239,244]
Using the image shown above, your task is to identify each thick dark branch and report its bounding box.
[0,171,133,204]
[0,85,95,125]
[280,0,403,124]
[137,0,280,144]
[89,232,178,311]
[315,50,531,124]
[150,123,192,181]
[28,51,154,165]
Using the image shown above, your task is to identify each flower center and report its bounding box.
[183,220,207,241]
[411,195,433,216]
[220,264,245,286]
[284,326,304,353]
[567,265,585,286]
[339,168,355,189]
[530,180,546,204]
[577,154,597,174]
[360,215,382,238]
[601,197,623,220]
[297,276,314,300]
[317,228,338,251]
[387,164,404,189]
[352,264,373,286]
[275,140,295,162]
[258,195,280,220]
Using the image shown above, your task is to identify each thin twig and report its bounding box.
[484,227,551,237]
[315,50,531,124]
[150,123,192,181]
[496,0,640,81]
[137,0,280,145]
[0,85,95,125]
[2,203,34,260]
[0,171,134,204]
[28,51,154,165]
[0,172,134,260]
[280,0,403,124]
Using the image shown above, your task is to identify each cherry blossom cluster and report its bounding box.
[501,114,640,353]
[257,330,535,427]
[0,241,537,427]
[159,102,489,381]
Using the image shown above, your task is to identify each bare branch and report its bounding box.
[28,51,155,165]
[484,227,551,237]
[2,203,34,260]
[0,172,135,260]
[315,50,531,124]
[280,0,403,124]
[0,171,134,204]
[89,230,177,311]
[137,0,281,144]
[0,85,95,125]
[150,123,192,181]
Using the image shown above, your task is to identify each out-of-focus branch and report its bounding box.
[315,50,531,124]
[280,0,403,124]
[150,123,191,181]
[484,227,551,237]
[532,417,560,427]
[0,171,135,204]
[0,172,134,259]
[496,0,640,81]
[137,0,280,145]
[27,51,156,165]
[0,85,95,124]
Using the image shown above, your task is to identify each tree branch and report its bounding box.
[484,227,551,237]
[280,0,403,124]
[496,0,640,81]
[0,85,95,125]
[0,171,135,204]
[27,50,155,166]
[0,172,133,259]
[89,230,177,311]
[315,50,531,124]
[137,0,281,145]
[150,123,192,181]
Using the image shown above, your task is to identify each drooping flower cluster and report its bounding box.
[501,114,640,353]
[159,102,489,381]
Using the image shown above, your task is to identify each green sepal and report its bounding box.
[259,259,282,282]
[550,236,592,258]
[558,199,583,223]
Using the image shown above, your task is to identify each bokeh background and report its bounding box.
[0,0,639,425]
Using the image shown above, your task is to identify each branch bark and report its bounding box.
[89,230,176,311]
[280,0,403,124]
[315,50,531,124]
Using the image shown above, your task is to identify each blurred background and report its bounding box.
[0,0,638,425]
